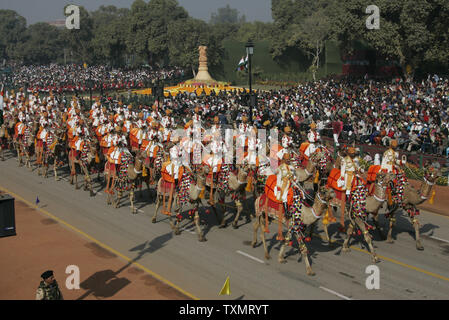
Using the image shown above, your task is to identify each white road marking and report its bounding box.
[181,227,196,234]
[429,236,449,244]
[319,286,353,300]
[95,192,103,196]
[236,250,266,264]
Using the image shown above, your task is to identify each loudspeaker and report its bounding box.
[0,193,16,237]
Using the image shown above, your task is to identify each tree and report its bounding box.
[17,23,64,64]
[332,0,449,78]
[91,5,130,66]
[270,0,316,58]
[210,4,246,25]
[61,5,94,64]
[167,18,224,76]
[0,10,27,60]
[288,9,332,80]
[126,0,188,65]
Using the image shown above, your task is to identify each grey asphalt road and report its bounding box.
[1,152,449,300]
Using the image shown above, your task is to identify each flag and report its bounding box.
[219,276,230,295]
[36,196,40,205]
[236,55,248,71]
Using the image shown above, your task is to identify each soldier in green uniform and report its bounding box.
[35,270,64,300]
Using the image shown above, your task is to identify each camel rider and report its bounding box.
[210,116,221,135]
[161,109,174,129]
[160,137,184,215]
[274,152,295,203]
[204,131,227,205]
[340,147,362,199]
[243,127,259,166]
[192,106,202,127]
[150,104,161,121]
[105,126,126,194]
[381,139,406,205]
[304,122,320,159]
[276,126,294,160]
[144,126,164,184]
[339,146,363,228]
[381,139,405,174]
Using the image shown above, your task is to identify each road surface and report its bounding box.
[1,152,449,300]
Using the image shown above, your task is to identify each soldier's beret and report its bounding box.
[41,270,53,280]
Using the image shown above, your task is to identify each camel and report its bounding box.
[68,138,95,197]
[318,171,394,243]
[206,163,251,229]
[251,185,335,276]
[18,122,37,169]
[106,149,136,209]
[153,165,209,242]
[340,177,384,264]
[0,120,15,161]
[384,168,439,250]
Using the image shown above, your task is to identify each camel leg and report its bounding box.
[130,190,136,214]
[342,221,354,252]
[114,190,122,208]
[218,194,227,228]
[355,217,379,263]
[322,220,331,243]
[371,212,386,240]
[410,212,423,250]
[251,214,260,247]
[54,163,59,181]
[261,215,271,260]
[75,169,80,189]
[386,213,396,243]
[340,198,346,231]
[299,240,315,276]
[153,196,160,223]
[232,200,243,229]
[152,183,161,223]
[194,205,206,242]
[278,235,290,264]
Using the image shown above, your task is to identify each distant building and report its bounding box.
[46,20,66,29]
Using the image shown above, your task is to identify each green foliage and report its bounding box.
[210,4,246,25]
[331,0,449,77]
[0,10,27,60]
[90,5,130,66]
[61,5,94,63]
[17,23,64,64]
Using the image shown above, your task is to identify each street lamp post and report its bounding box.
[245,39,254,124]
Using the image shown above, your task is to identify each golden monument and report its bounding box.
[193,46,215,83]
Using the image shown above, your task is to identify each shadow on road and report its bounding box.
[76,232,173,300]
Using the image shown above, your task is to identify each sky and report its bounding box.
[0,0,273,25]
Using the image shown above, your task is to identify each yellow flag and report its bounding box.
[219,276,230,295]
[429,190,436,205]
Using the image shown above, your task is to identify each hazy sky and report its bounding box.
[0,0,273,25]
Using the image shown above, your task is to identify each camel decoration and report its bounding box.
[251,184,335,276]
[153,164,209,242]
[68,136,95,197]
[340,176,380,263]
[205,163,251,229]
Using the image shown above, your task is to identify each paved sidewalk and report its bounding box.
[0,198,191,300]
